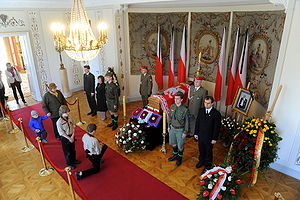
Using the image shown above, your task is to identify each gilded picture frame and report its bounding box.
[194,30,220,64]
[248,33,271,75]
[232,88,253,116]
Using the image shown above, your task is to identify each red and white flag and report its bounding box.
[155,25,163,90]
[214,27,226,102]
[233,29,249,97]
[177,26,186,83]
[168,27,175,88]
[225,28,239,106]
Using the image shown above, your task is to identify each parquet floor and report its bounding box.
[0,91,300,200]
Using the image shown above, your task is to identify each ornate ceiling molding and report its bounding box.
[0,14,25,28]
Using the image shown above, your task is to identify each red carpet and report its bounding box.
[11,103,187,200]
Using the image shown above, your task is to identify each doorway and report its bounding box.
[0,32,42,106]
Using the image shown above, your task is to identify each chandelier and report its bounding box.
[51,0,108,61]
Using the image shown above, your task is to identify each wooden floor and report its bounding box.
[0,91,300,200]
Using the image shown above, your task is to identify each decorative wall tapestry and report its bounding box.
[230,11,285,108]
[189,12,230,81]
[128,13,188,75]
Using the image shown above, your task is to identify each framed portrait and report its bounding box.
[144,29,169,59]
[232,88,253,116]
[194,30,220,64]
[248,33,271,75]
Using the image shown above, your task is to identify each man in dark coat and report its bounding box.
[83,65,97,116]
[194,96,221,169]
[42,83,67,140]
[139,66,152,107]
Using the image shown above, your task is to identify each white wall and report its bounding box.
[270,0,300,180]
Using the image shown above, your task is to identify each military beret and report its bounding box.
[194,76,204,80]
[140,66,148,70]
[105,71,113,77]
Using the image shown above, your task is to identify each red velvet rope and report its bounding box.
[70,175,89,200]
[66,99,78,106]
[39,142,65,172]
[0,102,8,116]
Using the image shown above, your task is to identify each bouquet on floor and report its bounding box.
[219,117,239,147]
[228,118,282,174]
[115,121,146,153]
[197,164,242,200]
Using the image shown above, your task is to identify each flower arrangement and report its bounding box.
[115,122,146,153]
[219,117,239,147]
[197,164,243,200]
[229,118,282,173]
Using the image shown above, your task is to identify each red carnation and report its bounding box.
[203,190,209,197]
[230,188,236,195]
[235,179,242,184]
[199,180,205,185]
[217,194,222,199]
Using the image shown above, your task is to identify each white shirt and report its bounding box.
[82,133,102,155]
[206,107,212,114]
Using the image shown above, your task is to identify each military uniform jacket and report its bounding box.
[194,107,221,142]
[188,85,208,116]
[139,73,153,96]
[168,104,189,134]
[83,73,95,94]
[105,82,119,106]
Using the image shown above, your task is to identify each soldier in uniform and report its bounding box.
[188,76,208,137]
[167,91,189,166]
[105,71,119,131]
[139,66,153,107]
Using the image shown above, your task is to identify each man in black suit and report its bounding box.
[194,96,221,169]
[83,65,97,116]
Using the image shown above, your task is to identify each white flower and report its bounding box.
[208,184,213,189]
[137,125,140,128]
[119,139,122,142]
[116,140,118,144]
[123,141,126,144]
[138,130,142,133]
[213,178,218,182]
[128,137,132,140]
[133,133,137,137]
[131,124,135,128]
[126,123,130,126]
[115,134,118,138]
[207,175,212,178]
[122,128,125,131]
[141,140,144,144]
[221,186,226,191]
[128,130,132,133]
[228,176,232,181]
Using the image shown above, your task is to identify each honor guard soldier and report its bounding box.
[105,71,119,131]
[188,76,207,137]
[139,66,153,107]
[167,91,189,166]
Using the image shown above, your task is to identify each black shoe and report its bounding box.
[195,162,204,169]
[16,100,19,104]
[91,112,97,117]
[22,100,27,104]
[107,122,114,127]
[176,157,182,166]
[73,160,81,164]
[87,112,93,115]
[75,172,81,180]
[168,154,178,162]
[112,123,118,130]
[68,165,76,170]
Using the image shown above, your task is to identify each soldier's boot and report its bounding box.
[112,116,118,131]
[176,151,183,166]
[168,147,178,162]
[107,115,114,127]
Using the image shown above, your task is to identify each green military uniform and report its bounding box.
[139,73,153,107]
[168,103,189,166]
[188,85,207,136]
[105,82,119,113]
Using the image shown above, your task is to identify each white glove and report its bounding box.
[194,135,198,140]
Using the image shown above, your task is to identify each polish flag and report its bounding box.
[225,28,240,106]
[177,26,186,83]
[155,25,163,90]
[233,29,249,97]
[214,27,226,102]
[168,26,175,88]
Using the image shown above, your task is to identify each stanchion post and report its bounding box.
[36,137,54,176]
[76,98,86,126]
[160,112,167,154]
[6,107,19,134]
[18,118,34,152]
[0,102,9,122]
[65,167,76,200]
[123,95,126,122]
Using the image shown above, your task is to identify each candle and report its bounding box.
[198,52,202,63]
[123,96,126,118]
[163,112,166,134]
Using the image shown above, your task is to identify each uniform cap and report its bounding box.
[105,71,113,77]
[194,76,204,80]
[140,66,148,70]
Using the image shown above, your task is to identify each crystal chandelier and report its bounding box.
[51,0,108,62]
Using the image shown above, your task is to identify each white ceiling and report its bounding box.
[0,0,280,9]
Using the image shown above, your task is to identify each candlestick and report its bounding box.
[198,52,202,63]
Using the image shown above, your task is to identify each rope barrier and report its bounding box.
[6,108,19,133]
[0,101,8,116]
[70,175,89,200]
[39,141,65,172]
[66,99,78,106]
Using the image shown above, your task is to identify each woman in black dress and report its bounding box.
[96,75,108,120]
